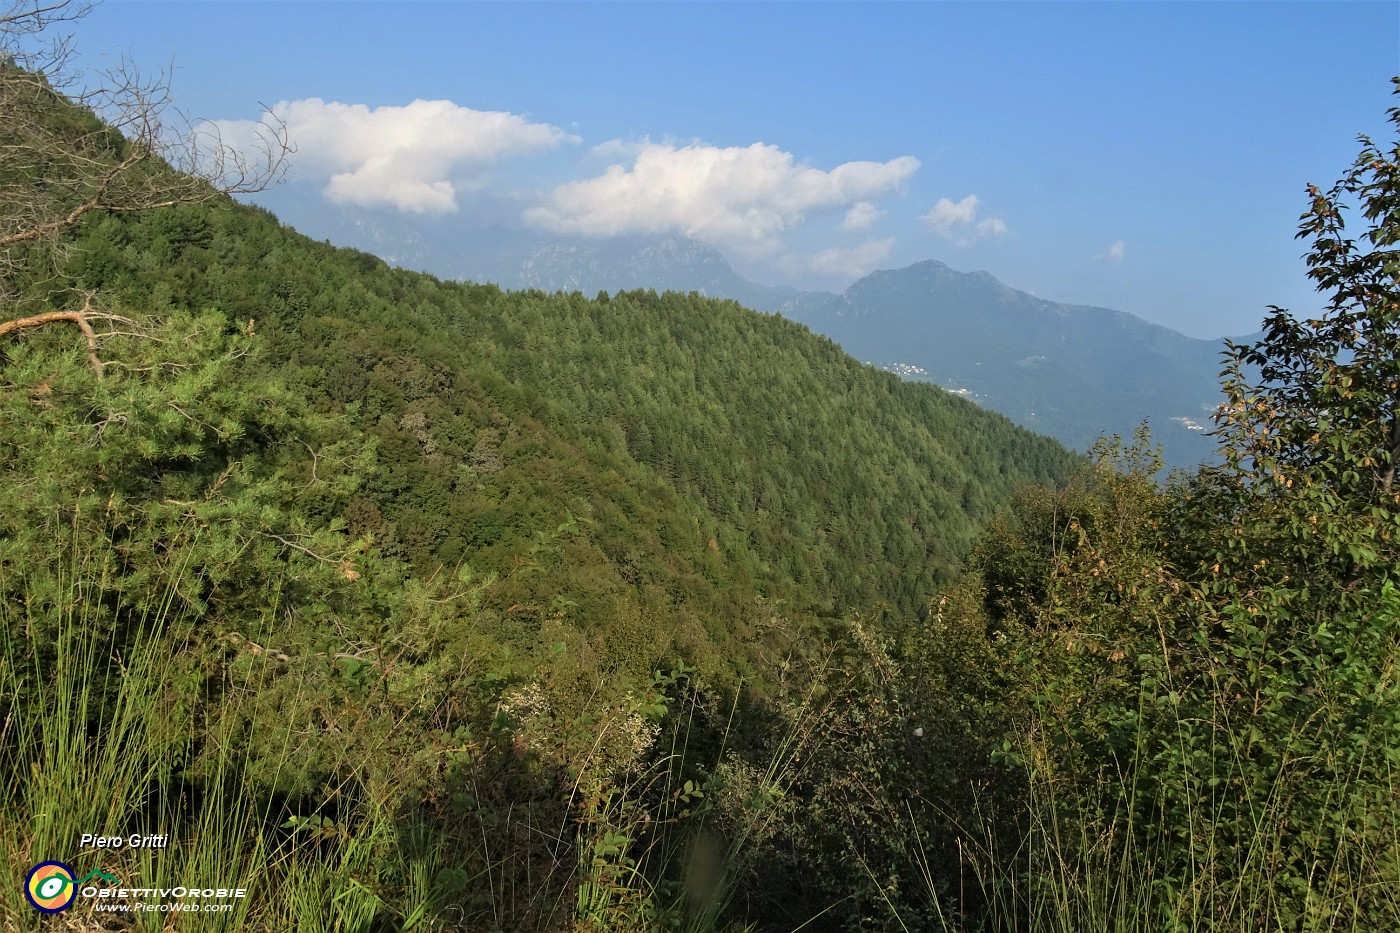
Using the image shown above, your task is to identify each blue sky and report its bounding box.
[72,1,1398,338]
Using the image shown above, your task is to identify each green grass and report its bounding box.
[0,536,418,932]
[893,685,1400,933]
[11,534,1391,933]
[0,532,798,933]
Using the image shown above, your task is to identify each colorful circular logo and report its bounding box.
[25,861,77,913]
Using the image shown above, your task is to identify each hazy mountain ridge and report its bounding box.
[276,202,809,309]
[778,260,1240,468]
[515,235,800,310]
[272,202,1242,468]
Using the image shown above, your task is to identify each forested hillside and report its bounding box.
[50,196,1077,691]
[295,204,1241,474]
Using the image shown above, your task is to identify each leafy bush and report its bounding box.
[900,82,1400,933]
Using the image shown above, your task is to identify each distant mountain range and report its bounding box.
[518,236,800,310]
[280,203,1248,470]
[777,260,1242,469]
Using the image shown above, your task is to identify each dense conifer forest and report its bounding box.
[2,7,1397,931]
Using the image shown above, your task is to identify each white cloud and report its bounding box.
[213,98,577,214]
[525,142,920,251]
[920,194,1007,245]
[921,195,981,235]
[802,238,896,279]
[975,217,1008,238]
[590,137,652,159]
[841,201,883,232]
[1095,239,1126,262]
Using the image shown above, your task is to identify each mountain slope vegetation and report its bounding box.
[3,15,1395,931]
[3,35,1078,929]
[65,198,1077,634]
[298,205,1243,472]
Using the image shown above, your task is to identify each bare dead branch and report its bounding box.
[1,1,89,84]
[0,2,78,29]
[0,293,134,376]
[0,147,153,251]
[260,531,341,565]
[2,0,291,284]
[297,438,322,487]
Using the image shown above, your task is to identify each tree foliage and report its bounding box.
[902,83,1400,933]
[1213,82,1400,596]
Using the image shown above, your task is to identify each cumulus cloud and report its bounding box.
[525,142,919,251]
[841,201,883,232]
[975,217,1008,238]
[1095,239,1126,262]
[802,238,896,279]
[921,195,981,235]
[213,98,577,213]
[920,194,1007,245]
